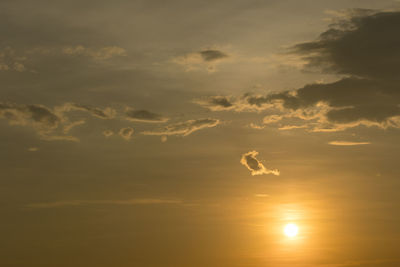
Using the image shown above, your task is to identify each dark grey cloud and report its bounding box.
[142,118,220,137]
[240,151,279,176]
[199,49,228,62]
[125,108,169,123]
[198,10,400,131]
[292,9,400,80]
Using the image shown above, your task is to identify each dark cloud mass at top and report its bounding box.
[197,10,400,132]
[293,9,400,80]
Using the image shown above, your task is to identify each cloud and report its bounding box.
[249,123,265,130]
[0,102,60,132]
[0,102,80,142]
[197,10,400,132]
[62,45,127,60]
[194,96,236,111]
[119,127,134,140]
[199,50,228,62]
[125,108,169,123]
[142,118,220,137]
[63,119,85,134]
[0,102,117,141]
[40,134,80,142]
[328,141,371,146]
[172,49,229,72]
[26,198,183,208]
[27,147,39,152]
[240,151,280,176]
[0,47,27,72]
[103,130,114,137]
[278,125,308,131]
[57,103,116,119]
[263,114,282,124]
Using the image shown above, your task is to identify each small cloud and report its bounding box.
[328,141,371,146]
[240,150,280,176]
[103,130,114,137]
[278,125,308,130]
[119,127,134,140]
[172,49,229,72]
[13,62,26,72]
[249,123,265,130]
[142,118,220,137]
[263,115,283,124]
[125,108,169,123]
[199,50,228,62]
[40,134,80,142]
[194,96,235,111]
[27,147,39,152]
[161,136,168,142]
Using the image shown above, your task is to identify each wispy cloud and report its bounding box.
[328,141,371,146]
[142,118,220,137]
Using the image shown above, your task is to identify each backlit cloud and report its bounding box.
[119,127,134,140]
[197,10,400,132]
[57,103,116,120]
[172,49,229,72]
[328,141,371,146]
[240,151,280,176]
[142,118,220,137]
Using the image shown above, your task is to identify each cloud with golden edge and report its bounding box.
[328,141,371,146]
[119,127,134,140]
[240,151,280,176]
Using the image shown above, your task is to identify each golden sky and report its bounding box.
[1,1,400,266]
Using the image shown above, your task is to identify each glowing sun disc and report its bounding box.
[284,223,299,237]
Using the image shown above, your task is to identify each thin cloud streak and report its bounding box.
[328,141,371,146]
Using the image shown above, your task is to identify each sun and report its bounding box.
[283,223,299,238]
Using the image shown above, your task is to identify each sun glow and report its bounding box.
[284,223,299,238]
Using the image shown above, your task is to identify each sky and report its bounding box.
[1,1,400,266]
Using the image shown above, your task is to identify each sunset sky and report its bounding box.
[1,1,400,266]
